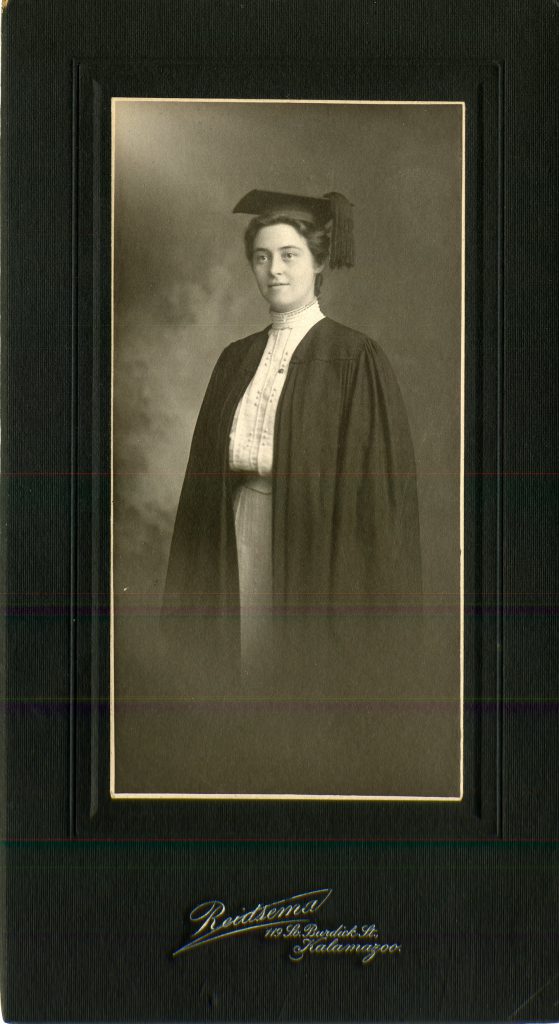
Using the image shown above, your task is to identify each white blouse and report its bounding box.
[228,299,325,477]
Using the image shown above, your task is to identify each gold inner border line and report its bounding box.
[110,98,466,802]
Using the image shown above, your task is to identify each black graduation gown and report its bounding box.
[162,317,423,704]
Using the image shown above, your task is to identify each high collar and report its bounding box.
[270,298,323,330]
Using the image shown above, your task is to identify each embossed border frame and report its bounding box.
[71,61,502,840]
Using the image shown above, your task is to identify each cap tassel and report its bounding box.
[323,191,354,269]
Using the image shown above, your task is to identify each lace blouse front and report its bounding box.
[228,299,324,477]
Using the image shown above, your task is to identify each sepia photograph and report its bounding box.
[110,99,464,799]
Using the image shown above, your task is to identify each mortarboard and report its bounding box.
[233,189,354,269]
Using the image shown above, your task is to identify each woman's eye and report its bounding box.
[282,252,297,261]
[254,254,268,264]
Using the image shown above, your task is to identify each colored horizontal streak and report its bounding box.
[2,606,555,615]
[2,470,558,476]
[0,696,479,703]
[4,606,474,616]
[4,838,559,843]
[0,591,555,597]
[154,602,540,610]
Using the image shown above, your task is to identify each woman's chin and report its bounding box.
[267,290,314,313]
[266,288,292,311]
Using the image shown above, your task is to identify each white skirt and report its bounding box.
[233,476,274,681]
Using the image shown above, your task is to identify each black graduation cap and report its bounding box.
[233,189,354,270]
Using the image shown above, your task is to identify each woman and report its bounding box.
[163,189,422,713]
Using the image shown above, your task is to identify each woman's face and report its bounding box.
[251,223,324,312]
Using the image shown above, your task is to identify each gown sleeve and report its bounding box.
[315,335,424,699]
[333,336,422,602]
[160,346,241,690]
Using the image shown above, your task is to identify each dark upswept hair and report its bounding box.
[244,215,330,296]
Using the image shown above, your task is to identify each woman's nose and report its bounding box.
[269,253,283,276]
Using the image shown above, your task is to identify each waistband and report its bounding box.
[235,474,273,495]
